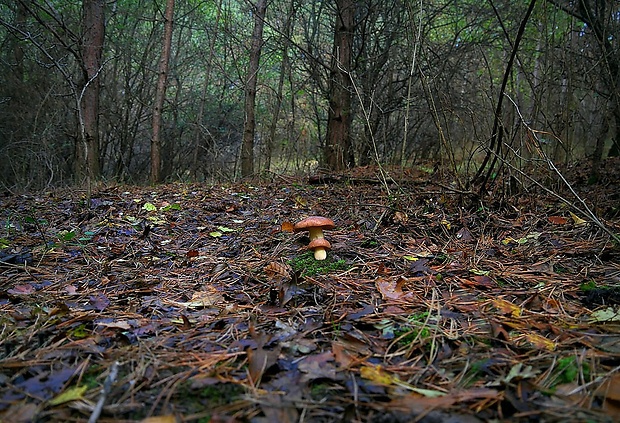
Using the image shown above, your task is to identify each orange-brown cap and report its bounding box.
[294,216,335,232]
[308,238,331,250]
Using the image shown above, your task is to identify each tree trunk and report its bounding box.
[192,0,223,179]
[241,0,267,178]
[79,0,104,181]
[266,0,296,173]
[324,0,354,171]
[151,0,175,184]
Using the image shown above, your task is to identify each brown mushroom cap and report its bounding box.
[293,216,335,232]
[308,238,331,250]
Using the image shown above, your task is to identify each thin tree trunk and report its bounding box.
[266,0,296,173]
[151,0,175,184]
[80,0,104,181]
[241,0,267,178]
[324,0,354,171]
[192,0,222,179]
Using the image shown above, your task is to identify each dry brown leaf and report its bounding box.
[247,346,279,385]
[548,216,568,225]
[393,211,408,224]
[376,276,412,300]
[281,221,295,232]
[332,341,357,368]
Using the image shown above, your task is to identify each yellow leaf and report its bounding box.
[524,333,556,351]
[294,196,307,207]
[360,365,395,385]
[492,298,522,317]
[360,365,446,397]
[569,212,587,225]
[48,385,88,406]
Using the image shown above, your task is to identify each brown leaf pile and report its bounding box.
[1,168,619,422]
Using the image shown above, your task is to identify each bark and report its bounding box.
[79,0,104,180]
[324,0,354,170]
[241,0,268,178]
[151,0,175,184]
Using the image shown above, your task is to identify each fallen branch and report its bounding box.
[88,361,120,423]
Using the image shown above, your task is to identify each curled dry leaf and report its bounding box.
[281,221,294,232]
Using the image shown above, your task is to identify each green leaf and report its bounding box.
[217,226,235,233]
[143,202,157,212]
[59,230,76,242]
[590,307,620,322]
[209,231,223,237]
[162,203,181,211]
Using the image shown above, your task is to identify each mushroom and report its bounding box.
[308,238,331,261]
[294,216,335,260]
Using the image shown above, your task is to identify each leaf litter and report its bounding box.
[0,167,619,422]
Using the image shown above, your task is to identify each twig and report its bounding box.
[504,93,620,244]
[88,361,120,423]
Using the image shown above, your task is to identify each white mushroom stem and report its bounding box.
[308,227,324,241]
[313,247,327,260]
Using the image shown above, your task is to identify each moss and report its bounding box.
[288,251,349,277]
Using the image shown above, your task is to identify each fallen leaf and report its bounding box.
[590,307,620,322]
[247,346,280,385]
[142,202,157,212]
[217,225,235,232]
[89,293,110,311]
[569,211,587,225]
[48,385,88,405]
[393,211,408,224]
[522,333,556,351]
[96,320,132,330]
[502,363,539,383]
[360,364,394,385]
[456,227,473,241]
[281,221,294,232]
[298,352,336,382]
[331,341,357,368]
[548,216,568,225]
[7,284,35,295]
[376,277,411,300]
[360,365,445,396]
[491,298,522,317]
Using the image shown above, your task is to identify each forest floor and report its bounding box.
[1,161,620,423]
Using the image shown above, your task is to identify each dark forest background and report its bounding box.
[0,0,619,190]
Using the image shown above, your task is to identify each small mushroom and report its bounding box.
[308,238,331,261]
[294,216,335,260]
